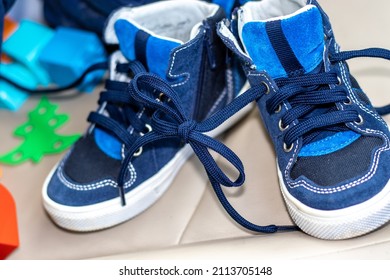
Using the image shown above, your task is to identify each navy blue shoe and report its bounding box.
[42,0,250,231]
[43,0,247,37]
[217,0,390,239]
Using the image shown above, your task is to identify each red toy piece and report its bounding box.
[0,183,19,259]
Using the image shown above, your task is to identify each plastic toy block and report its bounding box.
[0,62,37,111]
[0,61,41,90]
[0,20,54,110]
[0,81,28,111]
[2,20,55,87]
[0,184,19,259]
[39,27,107,93]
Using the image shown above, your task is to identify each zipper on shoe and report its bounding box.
[193,23,218,121]
[205,24,218,70]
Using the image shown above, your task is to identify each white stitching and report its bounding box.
[168,35,202,88]
[247,72,277,92]
[56,155,137,191]
[284,128,390,194]
[299,132,360,156]
[281,46,390,194]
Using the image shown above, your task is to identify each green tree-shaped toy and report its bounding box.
[0,97,80,165]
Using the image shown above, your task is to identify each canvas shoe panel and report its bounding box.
[42,0,250,232]
[218,0,390,239]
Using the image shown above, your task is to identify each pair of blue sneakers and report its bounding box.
[42,0,390,240]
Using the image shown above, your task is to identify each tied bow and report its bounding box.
[120,73,296,233]
[125,73,245,189]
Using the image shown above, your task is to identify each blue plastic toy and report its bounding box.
[0,20,54,110]
[0,81,28,111]
[38,27,107,93]
[2,20,54,87]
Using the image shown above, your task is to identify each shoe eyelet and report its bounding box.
[134,124,152,157]
[275,104,282,113]
[140,123,152,136]
[354,114,364,125]
[156,92,165,102]
[343,96,352,105]
[262,81,270,95]
[283,142,294,153]
[278,119,289,131]
[336,76,342,86]
[156,92,170,103]
[133,147,143,157]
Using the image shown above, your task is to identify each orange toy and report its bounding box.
[0,183,19,259]
[2,17,18,63]
[3,16,18,40]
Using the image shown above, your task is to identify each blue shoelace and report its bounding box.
[87,47,390,234]
[269,48,390,150]
[87,60,153,202]
[126,73,296,233]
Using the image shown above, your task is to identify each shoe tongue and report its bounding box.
[239,5,324,78]
[114,19,181,78]
[239,4,362,156]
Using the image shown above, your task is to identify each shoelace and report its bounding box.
[87,61,153,204]
[331,48,390,116]
[87,48,390,234]
[266,48,390,150]
[123,72,296,233]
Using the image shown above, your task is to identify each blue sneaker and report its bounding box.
[43,0,247,36]
[42,0,250,231]
[216,0,390,239]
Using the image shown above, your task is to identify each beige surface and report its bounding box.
[2,0,390,259]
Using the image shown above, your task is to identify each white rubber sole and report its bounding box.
[278,165,390,239]
[43,84,253,232]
